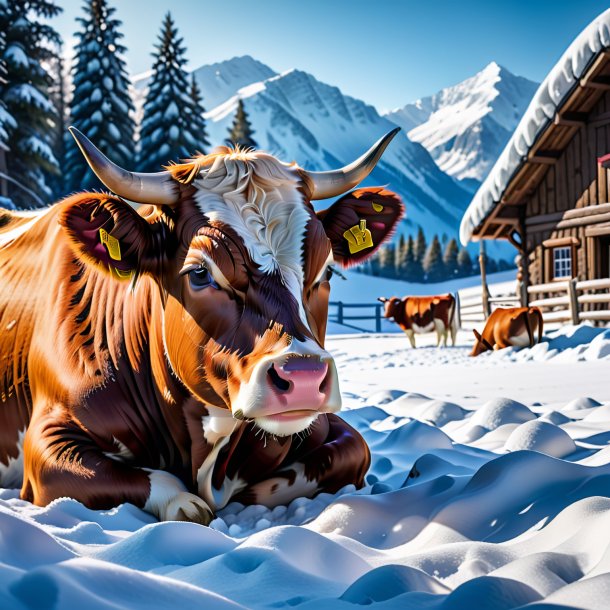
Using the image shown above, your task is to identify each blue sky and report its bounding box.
[54,0,610,112]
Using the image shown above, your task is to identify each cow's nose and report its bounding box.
[267,357,329,405]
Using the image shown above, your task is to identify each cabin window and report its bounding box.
[553,246,572,279]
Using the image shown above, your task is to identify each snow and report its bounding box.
[4,44,28,69]
[460,9,610,245]
[1,320,610,608]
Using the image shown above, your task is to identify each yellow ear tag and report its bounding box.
[343,219,374,254]
[112,267,134,281]
[99,228,122,261]
[372,202,384,212]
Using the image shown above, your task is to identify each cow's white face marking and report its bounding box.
[193,152,312,328]
[0,429,25,488]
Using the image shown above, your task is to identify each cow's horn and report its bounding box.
[69,127,179,205]
[303,127,400,200]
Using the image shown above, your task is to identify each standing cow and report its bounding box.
[0,127,404,523]
[378,294,458,347]
[470,306,544,356]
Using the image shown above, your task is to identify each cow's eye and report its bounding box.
[189,266,218,290]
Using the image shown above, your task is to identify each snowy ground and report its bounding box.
[1,325,610,609]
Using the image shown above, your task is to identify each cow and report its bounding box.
[0,127,404,524]
[377,294,458,347]
[470,306,543,356]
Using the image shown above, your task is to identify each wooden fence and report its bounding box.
[328,301,384,333]
[327,278,610,333]
[527,278,610,324]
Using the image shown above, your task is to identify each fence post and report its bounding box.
[337,301,343,325]
[567,278,580,325]
[479,241,491,318]
[375,304,381,332]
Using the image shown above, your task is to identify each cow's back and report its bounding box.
[0,207,65,480]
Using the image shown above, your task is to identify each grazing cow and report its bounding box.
[0,127,404,523]
[470,306,543,356]
[378,294,457,347]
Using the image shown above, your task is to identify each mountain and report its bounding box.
[384,62,538,188]
[196,61,471,243]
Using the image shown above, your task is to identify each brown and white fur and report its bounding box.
[378,294,458,347]
[0,145,403,523]
[471,306,544,356]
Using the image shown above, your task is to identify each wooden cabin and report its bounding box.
[460,12,610,323]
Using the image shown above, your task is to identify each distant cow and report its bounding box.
[471,307,543,356]
[378,294,458,347]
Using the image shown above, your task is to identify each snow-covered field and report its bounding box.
[1,325,610,609]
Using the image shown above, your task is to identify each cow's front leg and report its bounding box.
[22,414,212,524]
[235,414,370,509]
[404,329,416,348]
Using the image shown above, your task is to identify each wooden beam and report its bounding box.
[579,74,610,90]
[526,210,564,227]
[528,149,562,164]
[585,222,610,237]
[554,111,587,127]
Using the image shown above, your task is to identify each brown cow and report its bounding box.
[378,294,458,347]
[470,306,544,356]
[0,127,404,523]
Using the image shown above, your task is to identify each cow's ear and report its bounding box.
[59,193,165,281]
[317,187,404,267]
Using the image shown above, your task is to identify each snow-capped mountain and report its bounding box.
[385,62,538,188]
[194,60,472,242]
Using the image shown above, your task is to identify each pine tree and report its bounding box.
[414,226,427,263]
[1,0,62,207]
[138,13,209,172]
[457,247,473,277]
[0,4,15,202]
[187,75,209,153]
[443,238,459,277]
[423,234,445,282]
[394,234,406,272]
[227,99,256,149]
[47,43,68,198]
[64,0,135,193]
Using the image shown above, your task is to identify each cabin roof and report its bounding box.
[460,9,610,246]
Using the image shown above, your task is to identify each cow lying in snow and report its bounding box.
[378,294,458,347]
[0,127,404,523]
[470,306,543,356]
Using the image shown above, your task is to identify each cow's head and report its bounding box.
[377,296,401,321]
[470,329,494,357]
[61,128,404,436]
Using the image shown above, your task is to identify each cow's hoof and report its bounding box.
[163,492,213,525]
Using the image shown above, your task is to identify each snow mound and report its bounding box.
[470,397,536,430]
[1,333,610,608]
[504,420,577,458]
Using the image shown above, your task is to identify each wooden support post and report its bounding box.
[337,301,343,326]
[479,241,491,318]
[567,278,580,325]
[375,304,381,333]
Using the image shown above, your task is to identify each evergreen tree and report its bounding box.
[0,4,16,201]
[227,99,256,149]
[414,226,427,263]
[1,0,62,207]
[138,13,209,172]
[64,0,135,192]
[47,43,68,198]
[398,234,422,282]
[457,247,473,277]
[394,234,406,272]
[423,234,445,282]
[377,244,394,278]
[443,238,459,277]
[187,74,209,153]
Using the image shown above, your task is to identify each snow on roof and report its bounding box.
[460,9,610,245]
